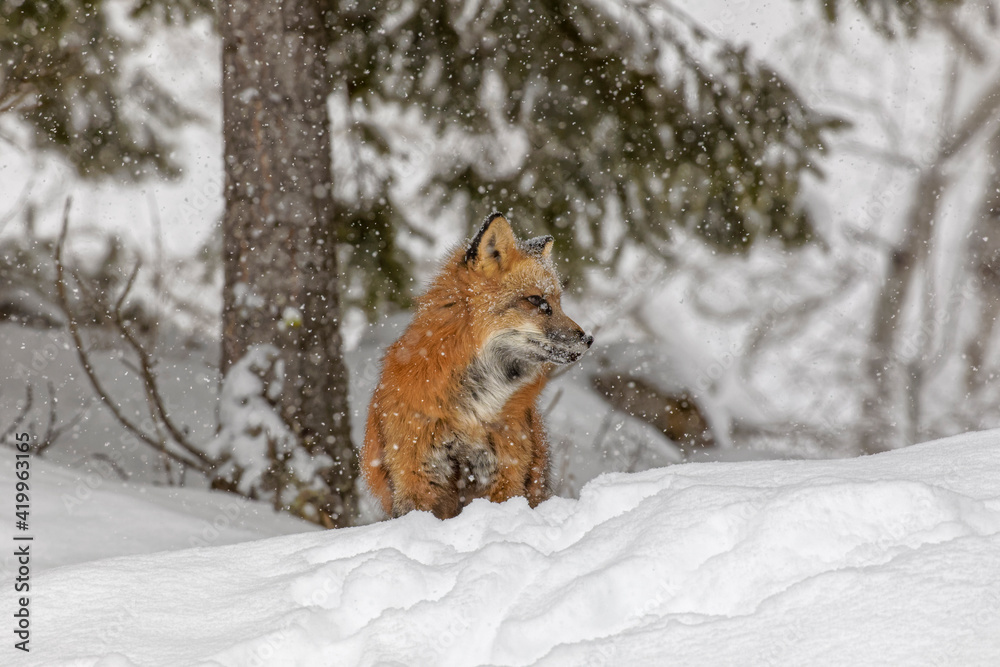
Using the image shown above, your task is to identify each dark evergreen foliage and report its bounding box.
[2,0,981,308]
[323,0,846,311]
[0,0,208,177]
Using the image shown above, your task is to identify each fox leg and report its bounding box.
[455,438,497,493]
[524,408,552,507]
[487,463,528,504]
[485,454,548,507]
[389,466,456,519]
[482,431,534,505]
[387,442,460,519]
[524,438,551,507]
[381,417,458,518]
[480,410,551,507]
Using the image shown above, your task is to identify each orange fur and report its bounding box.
[361,215,591,519]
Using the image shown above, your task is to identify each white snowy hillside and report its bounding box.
[28,428,1000,667]
[0,453,316,573]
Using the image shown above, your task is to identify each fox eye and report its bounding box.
[525,295,552,315]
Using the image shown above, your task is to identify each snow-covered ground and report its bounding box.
[17,428,1000,666]
[0,452,315,574]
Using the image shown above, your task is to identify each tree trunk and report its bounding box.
[860,74,1000,455]
[860,168,941,455]
[965,130,1000,395]
[218,0,356,526]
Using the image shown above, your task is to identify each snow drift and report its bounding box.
[25,429,1000,666]
[0,453,314,573]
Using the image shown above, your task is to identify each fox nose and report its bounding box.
[582,332,594,348]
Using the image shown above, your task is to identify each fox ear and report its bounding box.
[466,213,516,276]
[523,235,554,260]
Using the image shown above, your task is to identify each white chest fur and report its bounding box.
[458,332,541,423]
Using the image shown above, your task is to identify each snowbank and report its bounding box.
[25,429,1000,666]
[0,453,315,574]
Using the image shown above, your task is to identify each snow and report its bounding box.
[206,345,305,499]
[0,324,220,487]
[21,428,1000,666]
[0,452,315,574]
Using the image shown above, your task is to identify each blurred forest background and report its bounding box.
[2,0,999,526]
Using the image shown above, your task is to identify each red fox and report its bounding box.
[362,213,593,519]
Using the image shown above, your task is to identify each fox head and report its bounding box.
[461,213,593,366]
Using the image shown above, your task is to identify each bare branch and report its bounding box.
[590,408,615,456]
[91,452,130,481]
[109,260,214,468]
[0,169,35,233]
[35,381,58,452]
[543,387,563,418]
[146,191,165,354]
[836,141,919,170]
[53,198,211,473]
[941,73,1000,160]
[939,16,987,66]
[114,260,142,318]
[0,385,33,446]
[36,382,94,457]
[71,452,129,481]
